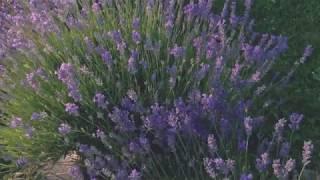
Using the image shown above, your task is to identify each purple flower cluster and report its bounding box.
[93,93,109,109]
[101,50,113,68]
[57,63,82,102]
[25,68,48,90]
[170,44,185,58]
[272,158,295,179]
[108,30,127,54]
[289,113,303,131]
[16,157,28,168]
[302,140,314,165]
[204,157,235,178]
[10,117,23,128]
[128,50,139,74]
[58,123,71,135]
[69,165,82,179]
[65,103,80,116]
[256,153,270,172]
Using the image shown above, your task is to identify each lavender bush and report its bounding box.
[0,0,315,179]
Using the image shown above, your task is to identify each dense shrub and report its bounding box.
[0,0,315,179]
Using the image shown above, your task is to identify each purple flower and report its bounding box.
[92,3,101,12]
[96,129,106,139]
[238,139,247,152]
[128,50,138,74]
[146,0,154,12]
[10,117,23,128]
[57,63,81,102]
[289,113,303,131]
[127,89,138,102]
[65,103,79,116]
[109,108,135,132]
[101,50,113,67]
[225,159,235,175]
[213,158,234,176]
[16,157,28,167]
[26,72,38,89]
[121,97,136,111]
[93,93,108,109]
[78,144,90,154]
[132,31,141,44]
[244,117,253,136]
[203,158,217,178]
[167,129,177,151]
[244,0,253,9]
[272,158,295,178]
[129,140,141,153]
[230,63,242,81]
[57,63,74,83]
[207,134,218,153]
[165,0,175,34]
[250,71,261,82]
[25,126,35,138]
[230,1,240,27]
[279,142,290,158]
[167,65,177,88]
[30,113,39,121]
[84,36,95,52]
[240,173,253,180]
[215,56,224,70]
[302,140,313,165]
[132,18,140,30]
[195,64,210,81]
[272,159,282,178]
[285,159,296,174]
[256,153,270,172]
[139,135,150,152]
[69,165,82,178]
[58,123,71,135]
[184,3,200,19]
[274,118,287,140]
[128,169,141,180]
[170,44,185,58]
[300,45,313,64]
[108,30,127,53]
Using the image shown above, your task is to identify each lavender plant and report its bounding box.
[0,0,315,179]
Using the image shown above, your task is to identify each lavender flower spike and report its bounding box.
[256,153,270,172]
[244,116,253,136]
[300,45,313,64]
[207,134,218,152]
[93,93,109,109]
[302,140,314,165]
[65,103,80,116]
[132,18,140,30]
[101,50,113,67]
[203,158,217,178]
[58,123,71,135]
[128,169,141,180]
[240,173,253,180]
[10,117,23,128]
[132,31,141,44]
[274,118,287,140]
[16,157,28,167]
[170,44,185,58]
[289,113,303,131]
[128,50,139,74]
[69,165,82,179]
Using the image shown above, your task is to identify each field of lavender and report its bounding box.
[0,0,318,179]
